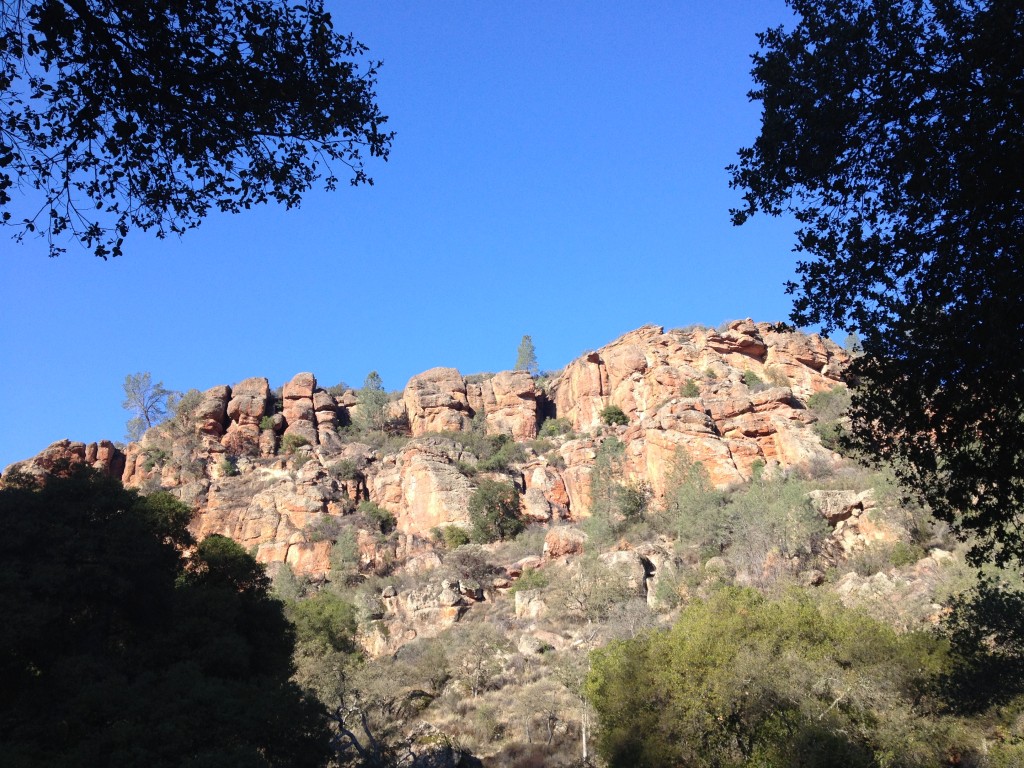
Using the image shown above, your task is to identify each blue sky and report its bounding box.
[1,0,802,470]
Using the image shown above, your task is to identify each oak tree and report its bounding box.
[730,0,1024,565]
[0,0,392,257]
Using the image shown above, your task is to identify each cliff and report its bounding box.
[5,320,848,579]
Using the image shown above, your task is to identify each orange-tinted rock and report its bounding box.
[480,370,539,440]
[370,437,476,535]
[195,385,231,437]
[282,372,319,444]
[403,368,473,435]
[226,377,270,425]
[544,526,587,559]
[3,438,126,484]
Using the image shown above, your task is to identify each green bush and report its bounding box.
[618,480,651,521]
[305,515,345,543]
[599,404,628,426]
[358,501,397,535]
[742,369,768,392]
[325,381,349,397]
[259,415,275,431]
[587,588,959,768]
[538,417,573,437]
[469,479,523,543]
[432,525,471,550]
[476,437,526,472]
[806,386,852,421]
[329,459,359,481]
[280,433,310,455]
[142,447,170,472]
[509,567,549,594]
[454,459,478,477]
[218,457,239,477]
[680,379,700,398]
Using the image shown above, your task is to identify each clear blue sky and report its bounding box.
[1,0,803,470]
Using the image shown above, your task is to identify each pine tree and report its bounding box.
[514,335,539,375]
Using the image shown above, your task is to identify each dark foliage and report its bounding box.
[0,465,331,767]
[0,0,392,257]
[941,578,1024,713]
[469,478,523,543]
[731,0,1024,565]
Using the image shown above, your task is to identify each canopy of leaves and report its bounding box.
[0,465,331,767]
[0,0,392,257]
[730,1,1024,566]
[587,588,960,768]
[468,478,523,543]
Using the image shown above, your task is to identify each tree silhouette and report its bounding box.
[0,0,392,257]
[0,465,332,766]
[730,0,1024,565]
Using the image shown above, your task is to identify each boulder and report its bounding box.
[403,368,473,435]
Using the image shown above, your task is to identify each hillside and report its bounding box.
[7,321,847,573]
[6,321,1001,766]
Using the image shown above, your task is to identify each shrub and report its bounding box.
[509,567,549,594]
[306,515,345,543]
[432,525,471,550]
[325,381,349,397]
[538,417,573,437]
[469,479,524,543]
[329,459,359,481]
[742,370,769,392]
[680,379,700,398]
[476,438,526,472]
[806,386,852,422]
[142,447,170,472]
[527,437,555,454]
[218,457,239,477]
[807,386,853,454]
[544,450,566,470]
[259,415,275,431]
[619,480,652,521]
[358,501,397,535]
[587,589,957,768]
[599,405,628,426]
[280,433,310,455]
[454,460,478,477]
[443,544,497,586]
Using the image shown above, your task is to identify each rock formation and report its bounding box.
[3,321,849,582]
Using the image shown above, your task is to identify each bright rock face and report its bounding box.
[3,322,849,580]
[403,367,475,435]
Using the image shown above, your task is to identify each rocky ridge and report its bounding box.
[6,321,849,580]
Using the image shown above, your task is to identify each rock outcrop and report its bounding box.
[3,321,850,583]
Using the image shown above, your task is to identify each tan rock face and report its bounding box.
[403,368,474,435]
[282,372,319,445]
[371,437,476,536]
[544,526,587,559]
[226,377,270,426]
[9,322,851,584]
[480,370,539,440]
[3,438,126,484]
[549,322,846,496]
[195,385,231,437]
